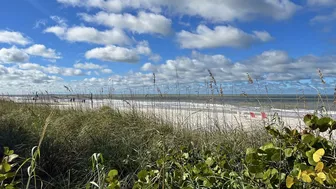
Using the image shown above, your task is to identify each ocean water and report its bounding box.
[3,94,335,111]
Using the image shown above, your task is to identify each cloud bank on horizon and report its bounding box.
[0,0,336,94]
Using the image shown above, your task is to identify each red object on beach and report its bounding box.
[250,112,256,118]
[261,112,267,119]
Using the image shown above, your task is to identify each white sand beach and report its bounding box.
[5,96,315,131]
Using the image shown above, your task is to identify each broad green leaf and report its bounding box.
[306,148,317,166]
[317,172,326,180]
[302,134,315,145]
[317,117,333,132]
[271,151,282,161]
[108,169,118,179]
[280,173,287,182]
[271,168,279,176]
[304,114,318,127]
[0,162,11,172]
[260,142,275,151]
[286,176,294,188]
[263,169,271,180]
[205,157,214,167]
[284,148,293,158]
[301,171,312,183]
[315,172,326,185]
[308,156,316,166]
[315,162,324,172]
[313,148,325,163]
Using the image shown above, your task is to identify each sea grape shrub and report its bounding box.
[104,114,336,188]
[245,114,336,189]
[105,170,121,189]
[133,144,251,189]
[0,147,20,189]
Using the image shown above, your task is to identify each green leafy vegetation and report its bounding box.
[126,114,336,188]
[0,147,20,189]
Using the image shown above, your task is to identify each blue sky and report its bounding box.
[1,0,336,94]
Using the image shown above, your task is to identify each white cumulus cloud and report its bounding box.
[0,30,31,45]
[74,62,104,70]
[177,25,273,49]
[19,63,85,77]
[57,0,124,12]
[25,44,61,60]
[57,0,299,22]
[85,41,154,63]
[85,45,140,63]
[0,46,29,64]
[18,63,42,70]
[79,11,172,35]
[44,26,131,45]
[101,68,113,74]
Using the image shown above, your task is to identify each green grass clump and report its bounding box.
[0,100,268,188]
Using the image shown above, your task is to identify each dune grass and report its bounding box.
[0,99,270,188]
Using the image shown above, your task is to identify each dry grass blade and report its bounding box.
[64,85,72,92]
[208,69,219,95]
[247,73,254,84]
[38,111,54,148]
[317,68,326,85]
[208,69,217,86]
